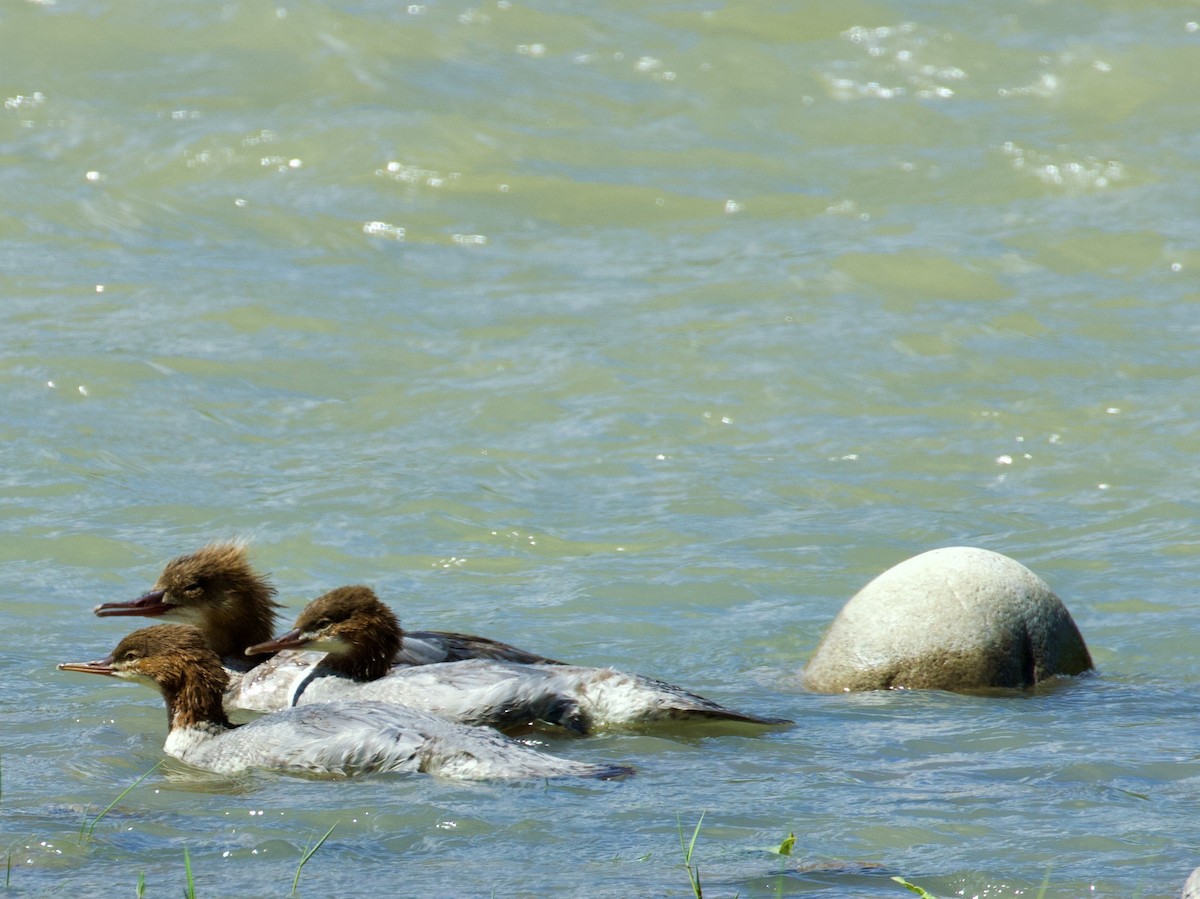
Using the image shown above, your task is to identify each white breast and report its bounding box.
[228,649,329,712]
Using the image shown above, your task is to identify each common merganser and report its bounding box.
[238,586,584,731]
[58,624,632,781]
[246,586,793,733]
[92,542,559,668]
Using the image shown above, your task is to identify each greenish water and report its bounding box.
[3,1,1200,896]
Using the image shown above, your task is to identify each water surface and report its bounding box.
[2,1,1199,896]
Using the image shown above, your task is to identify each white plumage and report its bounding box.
[162,701,625,779]
[60,624,632,781]
[246,586,793,733]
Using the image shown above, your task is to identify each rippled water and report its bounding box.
[3,1,1200,896]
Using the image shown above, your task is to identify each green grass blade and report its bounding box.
[892,876,938,898]
[291,821,337,895]
[680,811,704,863]
[77,803,92,844]
[183,848,195,899]
[776,832,795,857]
[676,812,705,899]
[81,760,165,843]
[1036,867,1052,899]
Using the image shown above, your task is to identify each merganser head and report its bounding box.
[246,585,402,682]
[93,542,282,663]
[58,624,231,729]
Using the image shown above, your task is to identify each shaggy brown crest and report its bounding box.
[97,542,281,664]
[249,585,401,682]
[61,624,232,731]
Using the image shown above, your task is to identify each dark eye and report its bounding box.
[182,581,203,594]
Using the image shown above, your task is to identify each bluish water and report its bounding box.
[2,1,1199,896]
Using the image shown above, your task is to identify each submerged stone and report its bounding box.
[802,546,1093,693]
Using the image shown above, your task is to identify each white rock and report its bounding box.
[803,546,1093,693]
[1182,866,1200,899]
